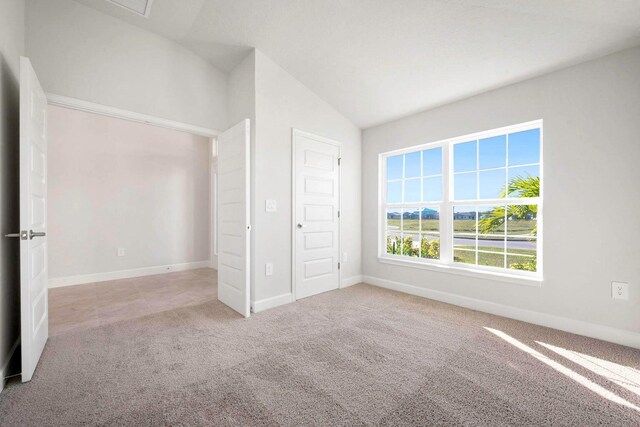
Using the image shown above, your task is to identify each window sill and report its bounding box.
[377,256,543,287]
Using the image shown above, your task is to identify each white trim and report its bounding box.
[252,293,293,313]
[363,275,640,350]
[46,93,219,138]
[0,338,20,393]
[341,275,363,288]
[48,261,211,288]
[378,257,541,287]
[291,128,342,301]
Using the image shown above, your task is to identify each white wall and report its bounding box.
[48,106,211,282]
[25,0,228,131]
[362,47,640,338]
[253,50,362,305]
[0,0,25,383]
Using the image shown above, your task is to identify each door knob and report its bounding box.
[297,223,306,229]
[29,230,46,239]
[4,231,28,240]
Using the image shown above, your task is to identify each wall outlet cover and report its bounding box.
[611,281,629,300]
[117,248,126,257]
[265,262,273,276]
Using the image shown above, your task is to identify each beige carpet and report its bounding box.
[1,279,639,426]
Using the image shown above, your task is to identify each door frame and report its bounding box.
[45,94,221,281]
[291,128,342,301]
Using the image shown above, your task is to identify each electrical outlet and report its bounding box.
[265,199,277,212]
[117,248,125,257]
[265,262,273,276]
[611,282,629,300]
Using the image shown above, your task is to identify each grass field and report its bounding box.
[454,246,536,270]
[387,218,535,235]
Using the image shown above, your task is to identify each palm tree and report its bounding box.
[478,175,539,235]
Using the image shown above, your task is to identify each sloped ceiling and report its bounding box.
[72,0,640,128]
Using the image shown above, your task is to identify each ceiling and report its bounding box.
[72,0,640,128]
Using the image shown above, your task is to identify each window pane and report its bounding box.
[506,206,537,236]
[507,254,537,272]
[453,206,476,234]
[403,233,420,257]
[404,152,421,178]
[402,208,420,232]
[387,181,402,203]
[479,135,506,170]
[479,168,506,199]
[477,205,505,235]
[508,129,540,166]
[454,249,475,265]
[508,165,540,198]
[454,172,477,200]
[386,155,403,180]
[478,251,505,268]
[454,141,477,172]
[386,233,402,255]
[423,147,442,176]
[423,176,442,202]
[386,208,402,232]
[420,234,440,260]
[477,205,504,253]
[403,178,421,202]
[507,237,536,257]
[420,207,439,232]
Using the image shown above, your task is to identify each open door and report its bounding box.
[19,57,49,382]
[217,119,251,317]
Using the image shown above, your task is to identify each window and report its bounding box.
[380,121,542,279]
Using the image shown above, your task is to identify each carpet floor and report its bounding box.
[1,276,639,426]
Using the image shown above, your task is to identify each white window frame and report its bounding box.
[378,120,543,286]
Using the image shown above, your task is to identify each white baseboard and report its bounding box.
[341,275,363,288]
[363,275,640,350]
[252,293,293,313]
[49,261,212,288]
[1,338,20,394]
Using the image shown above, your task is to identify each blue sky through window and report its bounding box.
[454,141,476,172]
[508,129,540,166]
[404,179,421,202]
[479,135,506,169]
[404,152,421,178]
[387,155,402,180]
[423,147,442,175]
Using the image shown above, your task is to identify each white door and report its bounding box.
[293,130,340,300]
[217,119,251,317]
[20,57,49,382]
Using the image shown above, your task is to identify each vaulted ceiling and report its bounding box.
[73,0,640,128]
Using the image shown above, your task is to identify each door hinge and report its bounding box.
[338,262,341,270]
[337,210,340,218]
[337,157,341,166]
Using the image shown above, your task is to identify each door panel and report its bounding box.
[217,119,251,317]
[294,130,340,300]
[20,57,49,382]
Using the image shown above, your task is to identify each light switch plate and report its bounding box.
[265,199,277,212]
[117,248,125,257]
[612,281,629,300]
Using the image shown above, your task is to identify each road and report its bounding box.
[387,232,535,251]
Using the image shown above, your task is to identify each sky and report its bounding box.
[387,128,540,203]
